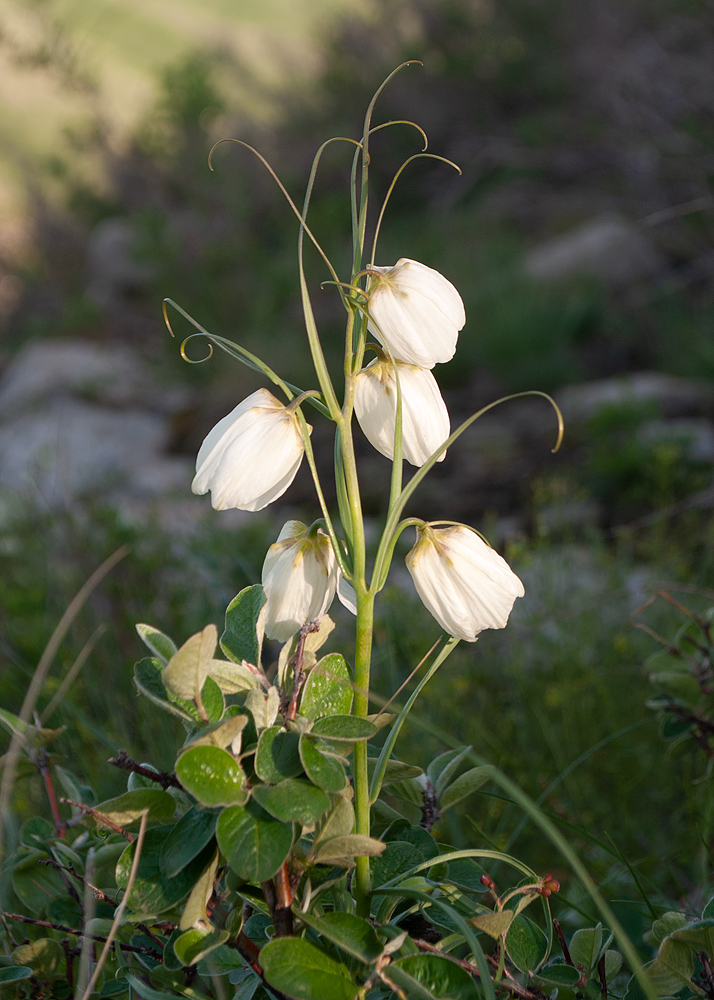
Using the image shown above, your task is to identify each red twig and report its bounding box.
[59,798,134,841]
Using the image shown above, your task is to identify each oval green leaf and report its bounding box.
[217,801,293,882]
[255,726,303,783]
[300,653,353,721]
[11,939,64,982]
[173,927,230,967]
[11,853,65,915]
[299,911,383,964]
[390,954,480,1000]
[253,779,329,826]
[176,746,248,808]
[136,623,177,665]
[439,766,492,813]
[505,914,548,974]
[310,715,376,742]
[134,656,199,721]
[221,585,266,666]
[299,736,347,792]
[536,963,583,987]
[260,937,357,1000]
[0,967,34,983]
[116,828,216,916]
[314,833,386,866]
[159,807,217,877]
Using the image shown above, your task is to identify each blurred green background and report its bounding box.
[2,0,714,924]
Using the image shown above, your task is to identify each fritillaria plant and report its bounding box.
[166,62,563,920]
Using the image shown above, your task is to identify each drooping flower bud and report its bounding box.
[192,388,308,512]
[367,258,466,369]
[354,357,450,467]
[405,523,524,642]
[261,520,339,642]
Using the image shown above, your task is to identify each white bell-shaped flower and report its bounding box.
[405,523,524,642]
[262,520,339,642]
[192,388,308,512]
[354,357,450,467]
[367,258,466,369]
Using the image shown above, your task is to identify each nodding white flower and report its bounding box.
[367,258,466,369]
[262,520,339,642]
[192,388,308,512]
[354,357,450,467]
[405,523,524,642]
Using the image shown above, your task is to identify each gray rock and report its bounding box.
[555,372,714,425]
[524,215,665,286]
[0,398,170,504]
[85,217,154,308]
[0,338,190,416]
[637,418,714,463]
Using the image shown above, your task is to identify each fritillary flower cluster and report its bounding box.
[191,253,524,643]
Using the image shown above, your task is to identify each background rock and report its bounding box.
[524,216,665,287]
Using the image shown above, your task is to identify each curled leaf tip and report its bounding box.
[162,299,175,338]
[546,396,565,453]
[180,335,213,365]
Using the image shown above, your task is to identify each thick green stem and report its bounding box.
[338,372,374,915]
[353,586,375,917]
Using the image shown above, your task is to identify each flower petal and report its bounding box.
[406,524,524,641]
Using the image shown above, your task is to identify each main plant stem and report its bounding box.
[353,585,375,917]
[337,377,374,917]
